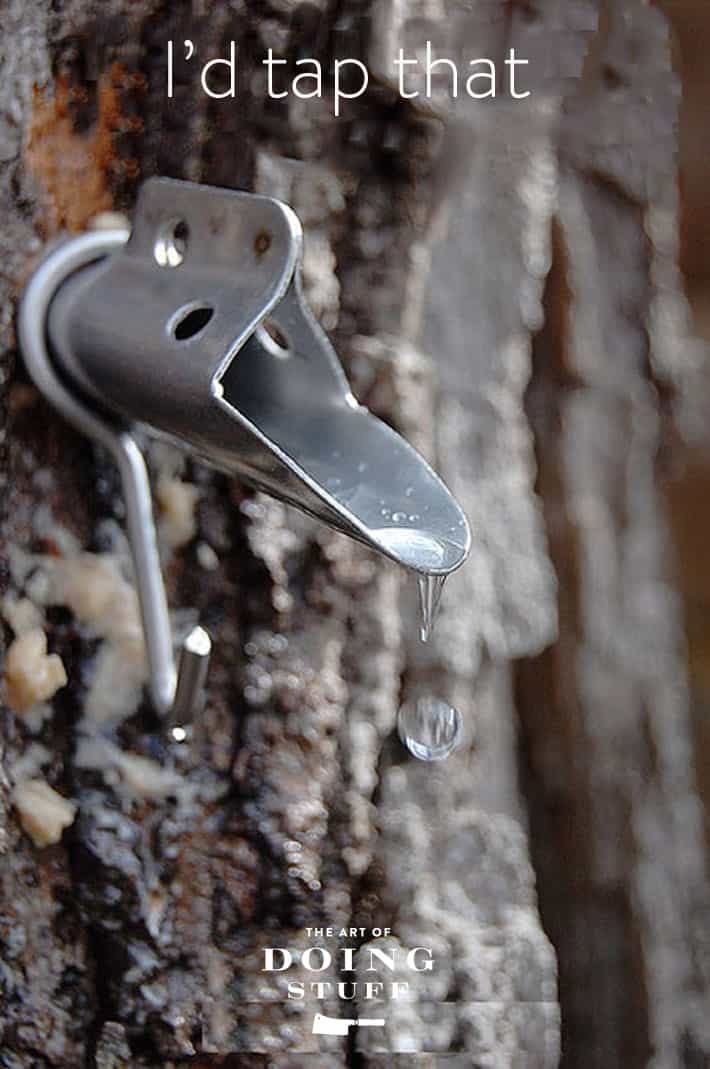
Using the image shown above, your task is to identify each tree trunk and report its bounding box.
[1,1,709,1066]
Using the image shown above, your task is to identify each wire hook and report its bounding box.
[18,227,210,727]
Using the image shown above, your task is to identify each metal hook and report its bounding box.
[18,227,210,726]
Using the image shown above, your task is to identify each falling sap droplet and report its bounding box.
[398,696,461,761]
[417,573,446,642]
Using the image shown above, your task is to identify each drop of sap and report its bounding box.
[398,696,461,761]
[418,573,446,642]
[392,511,408,523]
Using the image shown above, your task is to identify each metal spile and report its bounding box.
[20,178,471,723]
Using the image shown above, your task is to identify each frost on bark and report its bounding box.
[0,0,707,1067]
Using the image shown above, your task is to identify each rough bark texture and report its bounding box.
[1,1,709,1067]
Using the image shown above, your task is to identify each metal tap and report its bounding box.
[19,178,470,724]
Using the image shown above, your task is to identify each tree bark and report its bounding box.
[1,1,708,1067]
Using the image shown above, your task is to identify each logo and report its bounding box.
[312,1013,385,1036]
[262,926,435,1037]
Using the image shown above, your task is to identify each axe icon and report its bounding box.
[312,1012,385,1036]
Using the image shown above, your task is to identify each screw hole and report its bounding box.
[602,65,625,90]
[517,0,540,23]
[155,218,189,268]
[172,303,214,341]
[254,229,271,256]
[256,317,291,358]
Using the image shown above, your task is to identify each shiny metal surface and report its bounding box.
[47,178,471,576]
[19,177,470,721]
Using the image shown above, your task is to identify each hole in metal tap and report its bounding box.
[254,229,271,256]
[172,303,214,341]
[154,218,189,267]
[256,317,291,358]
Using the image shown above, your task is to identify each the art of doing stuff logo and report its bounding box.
[262,926,435,1035]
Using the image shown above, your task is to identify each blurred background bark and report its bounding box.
[1,0,709,1066]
